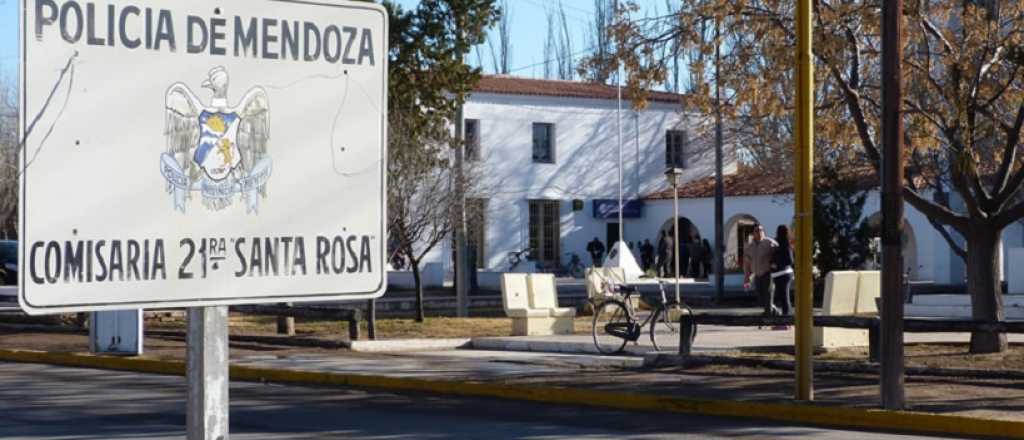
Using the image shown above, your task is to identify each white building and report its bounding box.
[430,75,733,274]
[411,75,1023,289]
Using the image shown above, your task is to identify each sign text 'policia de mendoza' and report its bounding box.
[18,0,388,314]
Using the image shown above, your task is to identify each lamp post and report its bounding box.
[665,168,683,304]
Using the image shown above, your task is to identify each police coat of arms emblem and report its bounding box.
[161,67,272,213]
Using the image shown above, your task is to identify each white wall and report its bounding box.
[453,92,735,271]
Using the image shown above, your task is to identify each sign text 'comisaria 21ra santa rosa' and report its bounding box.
[18,0,387,314]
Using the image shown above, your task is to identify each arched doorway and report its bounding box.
[658,217,703,277]
[865,212,919,280]
[724,214,760,273]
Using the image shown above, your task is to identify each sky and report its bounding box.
[0,0,666,83]
[0,0,15,81]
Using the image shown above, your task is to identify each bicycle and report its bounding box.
[591,279,696,354]
[563,252,585,278]
[506,248,532,272]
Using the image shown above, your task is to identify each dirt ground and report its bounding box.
[145,314,598,338]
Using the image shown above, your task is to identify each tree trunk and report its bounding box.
[411,259,425,323]
[966,223,1007,353]
[276,302,295,336]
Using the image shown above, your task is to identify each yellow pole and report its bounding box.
[794,0,815,401]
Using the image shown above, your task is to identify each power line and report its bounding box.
[507,45,597,74]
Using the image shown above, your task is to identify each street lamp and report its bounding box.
[664,167,683,305]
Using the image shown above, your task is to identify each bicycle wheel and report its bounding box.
[650,307,682,352]
[592,300,630,354]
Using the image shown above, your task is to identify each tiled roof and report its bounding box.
[645,165,881,200]
[473,75,684,104]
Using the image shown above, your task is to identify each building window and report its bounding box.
[466,198,487,268]
[532,123,555,163]
[528,200,561,265]
[465,119,480,161]
[665,130,687,168]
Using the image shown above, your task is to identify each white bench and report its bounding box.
[500,273,575,336]
[814,270,880,348]
[526,274,575,335]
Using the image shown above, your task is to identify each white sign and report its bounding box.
[18,0,387,314]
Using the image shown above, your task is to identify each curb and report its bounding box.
[349,338,471,352]
[0,349,1021,439]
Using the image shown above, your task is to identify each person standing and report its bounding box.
[640,239,654,272]
[770,225,795,326]
[656,231,669,277]
[743,223,779,317]
[689,232,705,278]
[701,238,713,277]
[586,237,605,267]
[678,228,690,278]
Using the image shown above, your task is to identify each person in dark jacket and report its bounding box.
[586,237,605,267]
[770,225,795,320]
[689,232,705,278]
[677,228,690,278]
[640,239,654,272]
[701,238,713,276]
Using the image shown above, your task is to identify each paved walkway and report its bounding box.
[228,346,1024,424]
[468,308,1024,356]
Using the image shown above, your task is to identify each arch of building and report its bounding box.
[865,212,919,280]
[723,214,760,273]
[658,216,702,243]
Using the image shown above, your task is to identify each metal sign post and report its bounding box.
[187,306,229,440]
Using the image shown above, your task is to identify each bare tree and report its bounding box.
[555,2,575,80]
[580,0,615,83]
[387,115,454,322]
[0,75,17,238]
[543,3,576,81]
[544,12,556,79]
[488,0,512,74]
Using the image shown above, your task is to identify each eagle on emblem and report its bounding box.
[163,66,271,211]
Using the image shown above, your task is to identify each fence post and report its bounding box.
[679,313,694,355]
[348,308,362,341]
[367,298,377,340]
[869,319,881,363]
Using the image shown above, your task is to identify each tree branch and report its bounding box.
[929,216,968,260]
[990,103,1024,207]
[903,186,969,233]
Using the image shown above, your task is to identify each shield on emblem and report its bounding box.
[194,111,243,181]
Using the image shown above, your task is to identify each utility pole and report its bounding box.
[454,22,470,318]
[880,0,906,410]
[454,89,469,318]
[794,0,815,402]
[713,20,725,301]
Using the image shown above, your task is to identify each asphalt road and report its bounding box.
[0,362,953,439]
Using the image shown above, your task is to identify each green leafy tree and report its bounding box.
[384,0,499,322]
[812,159,874,295]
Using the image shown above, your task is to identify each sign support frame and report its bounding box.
[187,306,230,440]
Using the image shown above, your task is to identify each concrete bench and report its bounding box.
[501,273,570,336]
[500,273,575,335]
[526,274,575,335]
[814,270,880,348]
